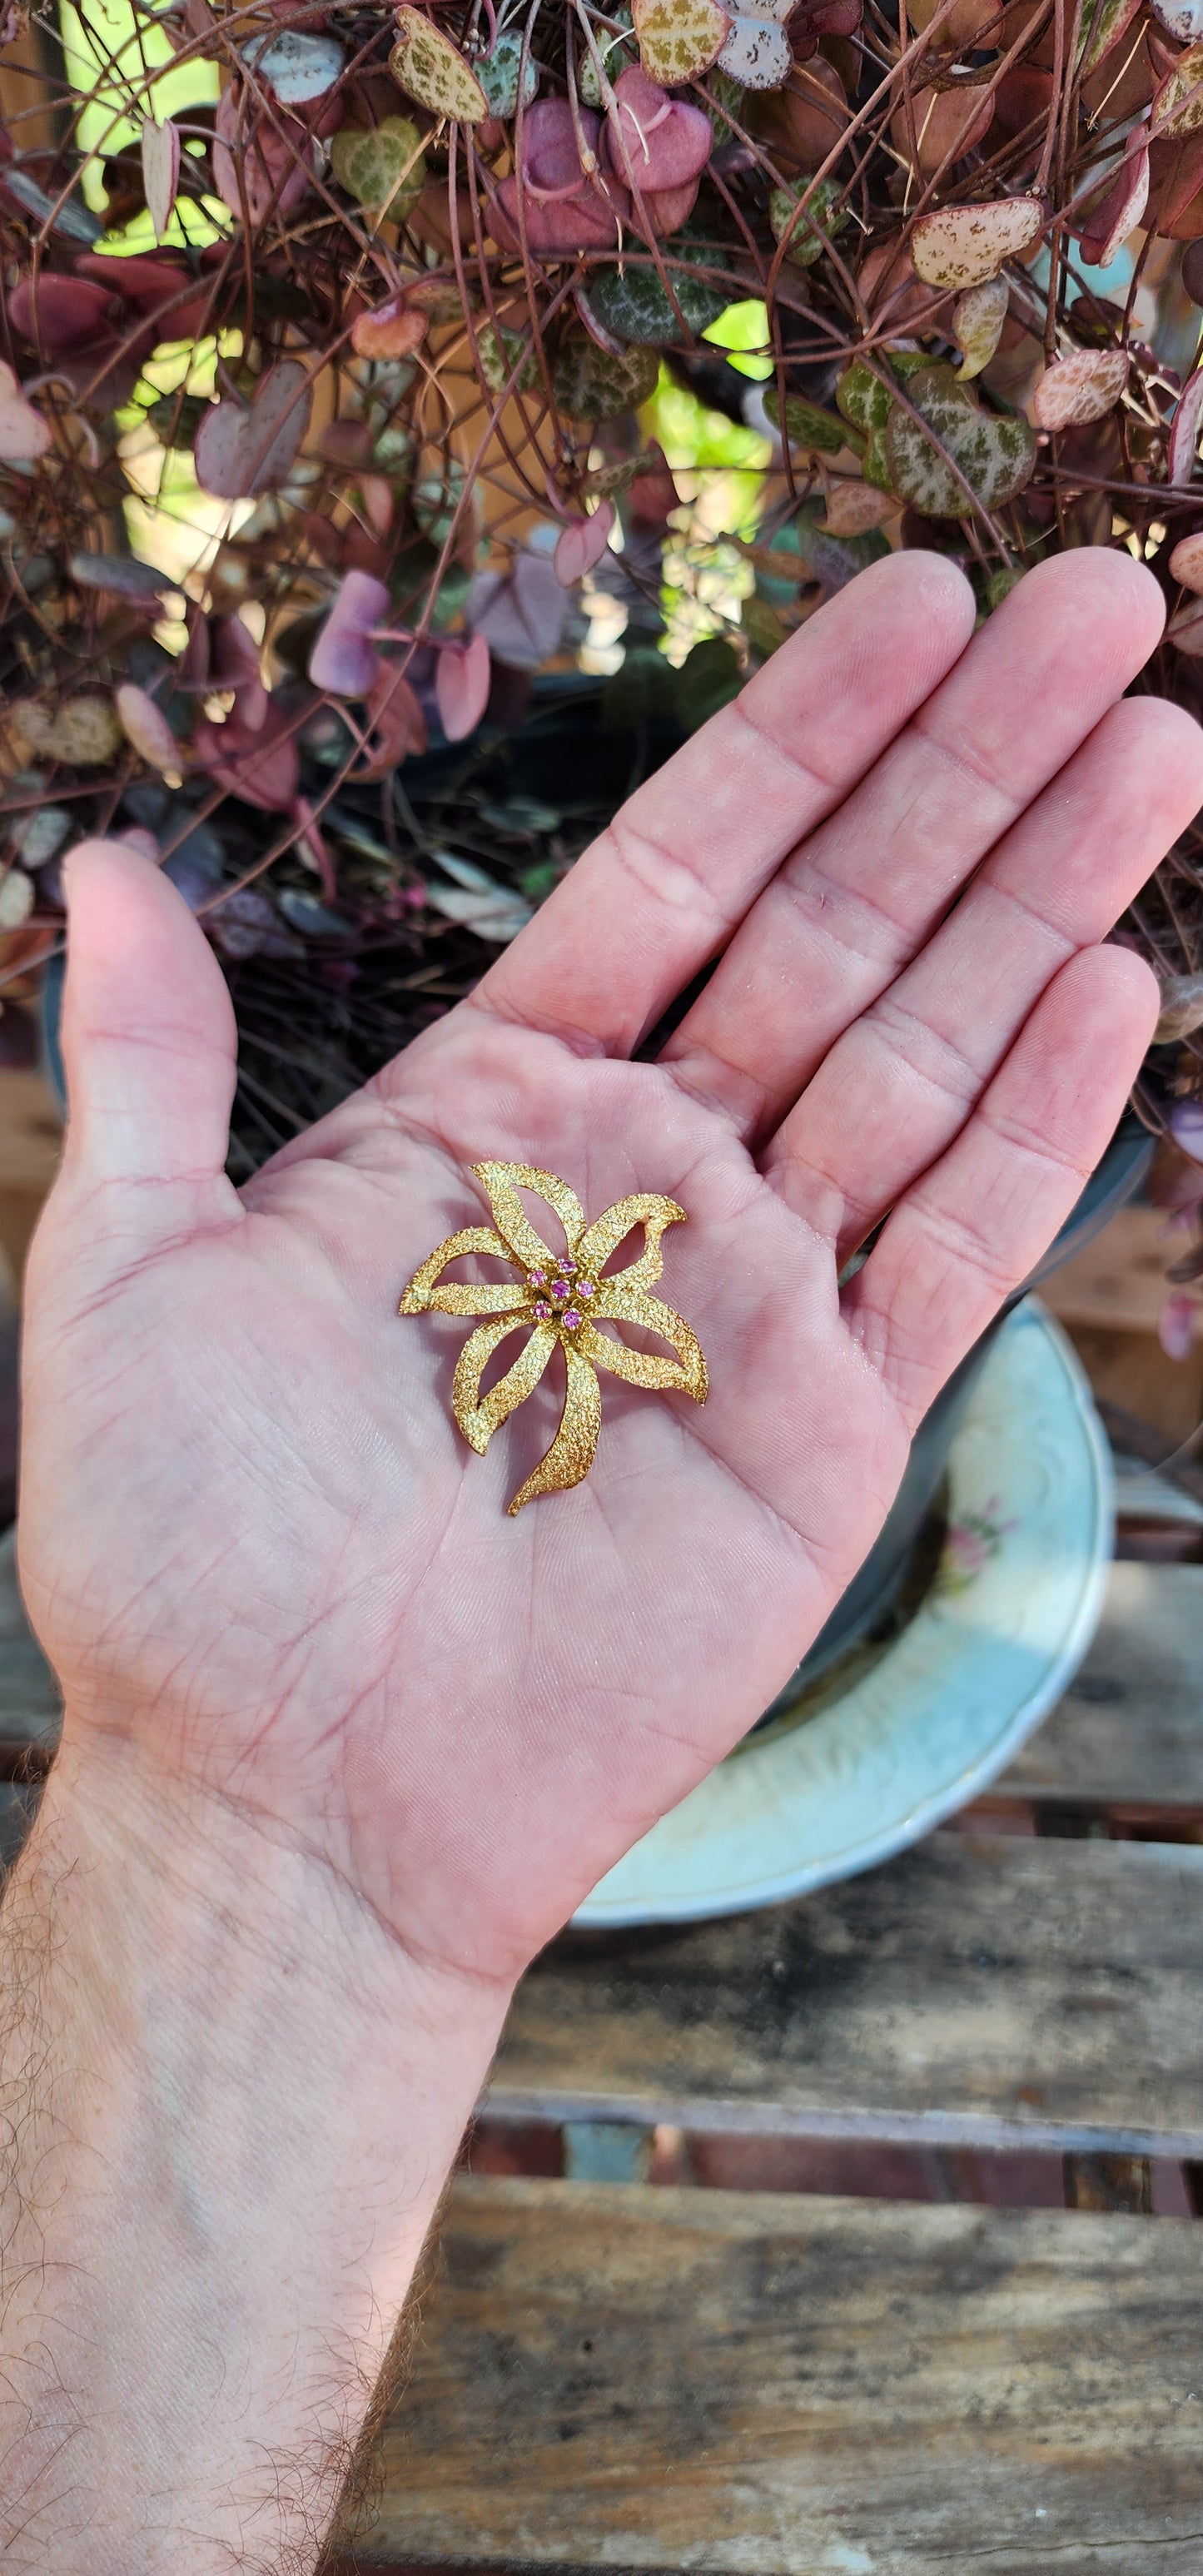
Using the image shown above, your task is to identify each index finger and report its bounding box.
[473,552,977,1057]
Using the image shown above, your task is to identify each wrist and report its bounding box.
[0,1734,511,2574]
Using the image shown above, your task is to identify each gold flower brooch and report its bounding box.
[399,1161,708,1514]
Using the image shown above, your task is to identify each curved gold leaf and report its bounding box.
[399,1225,519,1315]
[507,1342,602,1514]
[577,1191,686,1293]
[453,1318,557,1455]
[585,1286,708,1401]
[473,1161,585,1273]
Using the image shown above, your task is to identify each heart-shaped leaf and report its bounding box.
[194,361,312,500]
[331,117,426,219]
[0,361,51,464]
[912,194,1043,290]
[1170,530,1203,590]
[835,348,928,435]
[350,294,429,359]
[1151,0,1203,43]
[243,28,345,103]
[718,11,792,88]
[632,0,730,85]
[478,322,539,396]
[116,683,184,779]
[883,363,1036,515]
[1078,141,1149,267]
[554,332,660,416]
[435,631,491,739]
[310,571,390,696]
[1154,42,1203,137]
[554,499,616,585]
[69,552,176,600]
[467,553,569,669]
[1080,0,1143,73]
[17,694,123,767]
[587,243,730,343]
[793,498,889,589]
[364,660,429,770]
[389,10,489,121]
[476,32,539,117]
[1031,346,1129,428]
[1168,593,1203,652]
[193,704,300,812]
[952,276,1008,379]
[673,635,742,729]
[818,480,899,534]
[763,389,848,454]
[142,116,180,242]
[769,176,849,266]
[1171,367,1203,482]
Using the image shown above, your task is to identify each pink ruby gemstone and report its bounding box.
[551,1281,569,1300]
[562,1308,581,1330]
[578,1281,595,1298]
[529,1268,546,1286]
[534,1300,551,1320]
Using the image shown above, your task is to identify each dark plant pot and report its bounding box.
[761,1114,1151,1710]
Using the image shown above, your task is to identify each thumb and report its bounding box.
[56,838,237,1221]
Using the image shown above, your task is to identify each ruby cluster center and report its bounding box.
[527,1255,597,1335]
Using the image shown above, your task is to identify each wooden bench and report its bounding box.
[3,1533,1203,2573]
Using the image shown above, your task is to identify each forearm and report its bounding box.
[0,1735,510,2576]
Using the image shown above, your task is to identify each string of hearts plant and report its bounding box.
[7,0,1203,1334]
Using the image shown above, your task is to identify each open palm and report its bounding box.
[18,550,1202,1986]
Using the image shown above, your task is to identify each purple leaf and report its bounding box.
[309,570,390,696]
[554,499,615,586]
[435,632,491,739]
[467,552,570,670]
[605,69,713,194]
[194,359,312,500]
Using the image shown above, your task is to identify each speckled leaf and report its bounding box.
[952,276,1008,379]
[1151,0,1203,44]
[769,176,848,267]
[1153,42,1203,138]
[763,389,848,454]
[580,7,639,103]
[389,10,490,120]
[0,870,33,931]
[911,195,1042,290]
[476,32,539,116]
[884,363,1036,516]
[632,0,730,85]
[818,480,899,534]
[554,333,660,415]
[142,116,180,242]
[478,322,539,396]
[1080,0,1143,72]
[1079,142,1149,268]
[1170,529,1203,590]
[793,498,889,587]
[718,12,792,87]
[1031,347,1129,428]
[588,248,730,344]
[17,694,122,767]
[1170,367,1203,483]
[243,28,345,102]
[331,118,426,218]
[835,348,927,435]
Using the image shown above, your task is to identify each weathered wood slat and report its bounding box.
[489,1836,1203,2154]
[993,1560,1203,1809]
[345,2176,1203,2576]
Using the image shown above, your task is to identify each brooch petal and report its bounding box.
[473,1161,586,1271]
[506,1344,602,1516]
[582,1288,708,1400]
[399,1226,524,1315]
[576,1192,686,1292]
[453,1317,558,1452]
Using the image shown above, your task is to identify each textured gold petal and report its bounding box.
[453,1319,557,1455]
[584,1287,708,1401]
[399,1226,519,1315]
[473,1161,585,1273]
[577,1192,687,1293]
[507,1342,602,1514]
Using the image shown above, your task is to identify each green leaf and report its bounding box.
[477,322,539,398]
[579,5,638,105]
[835,349,928,436]
[862,426,895,492]
[672,635,743,730]
[793,500,890,589]
[763,389,848,455]
[768,176,849,270]
[553,332,661,418]
[331,118,426,220]
[741,594,788,659]
[588,240,732,346]
[884,362,1036,518]
[476,32,539,117]
[601,642,679,728]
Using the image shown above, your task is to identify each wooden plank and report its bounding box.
[992,1560,1203,1810]
[345,2175,1203,2576]
[488,1837,1203,2155]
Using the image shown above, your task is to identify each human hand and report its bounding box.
[19,549,1202,1988]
